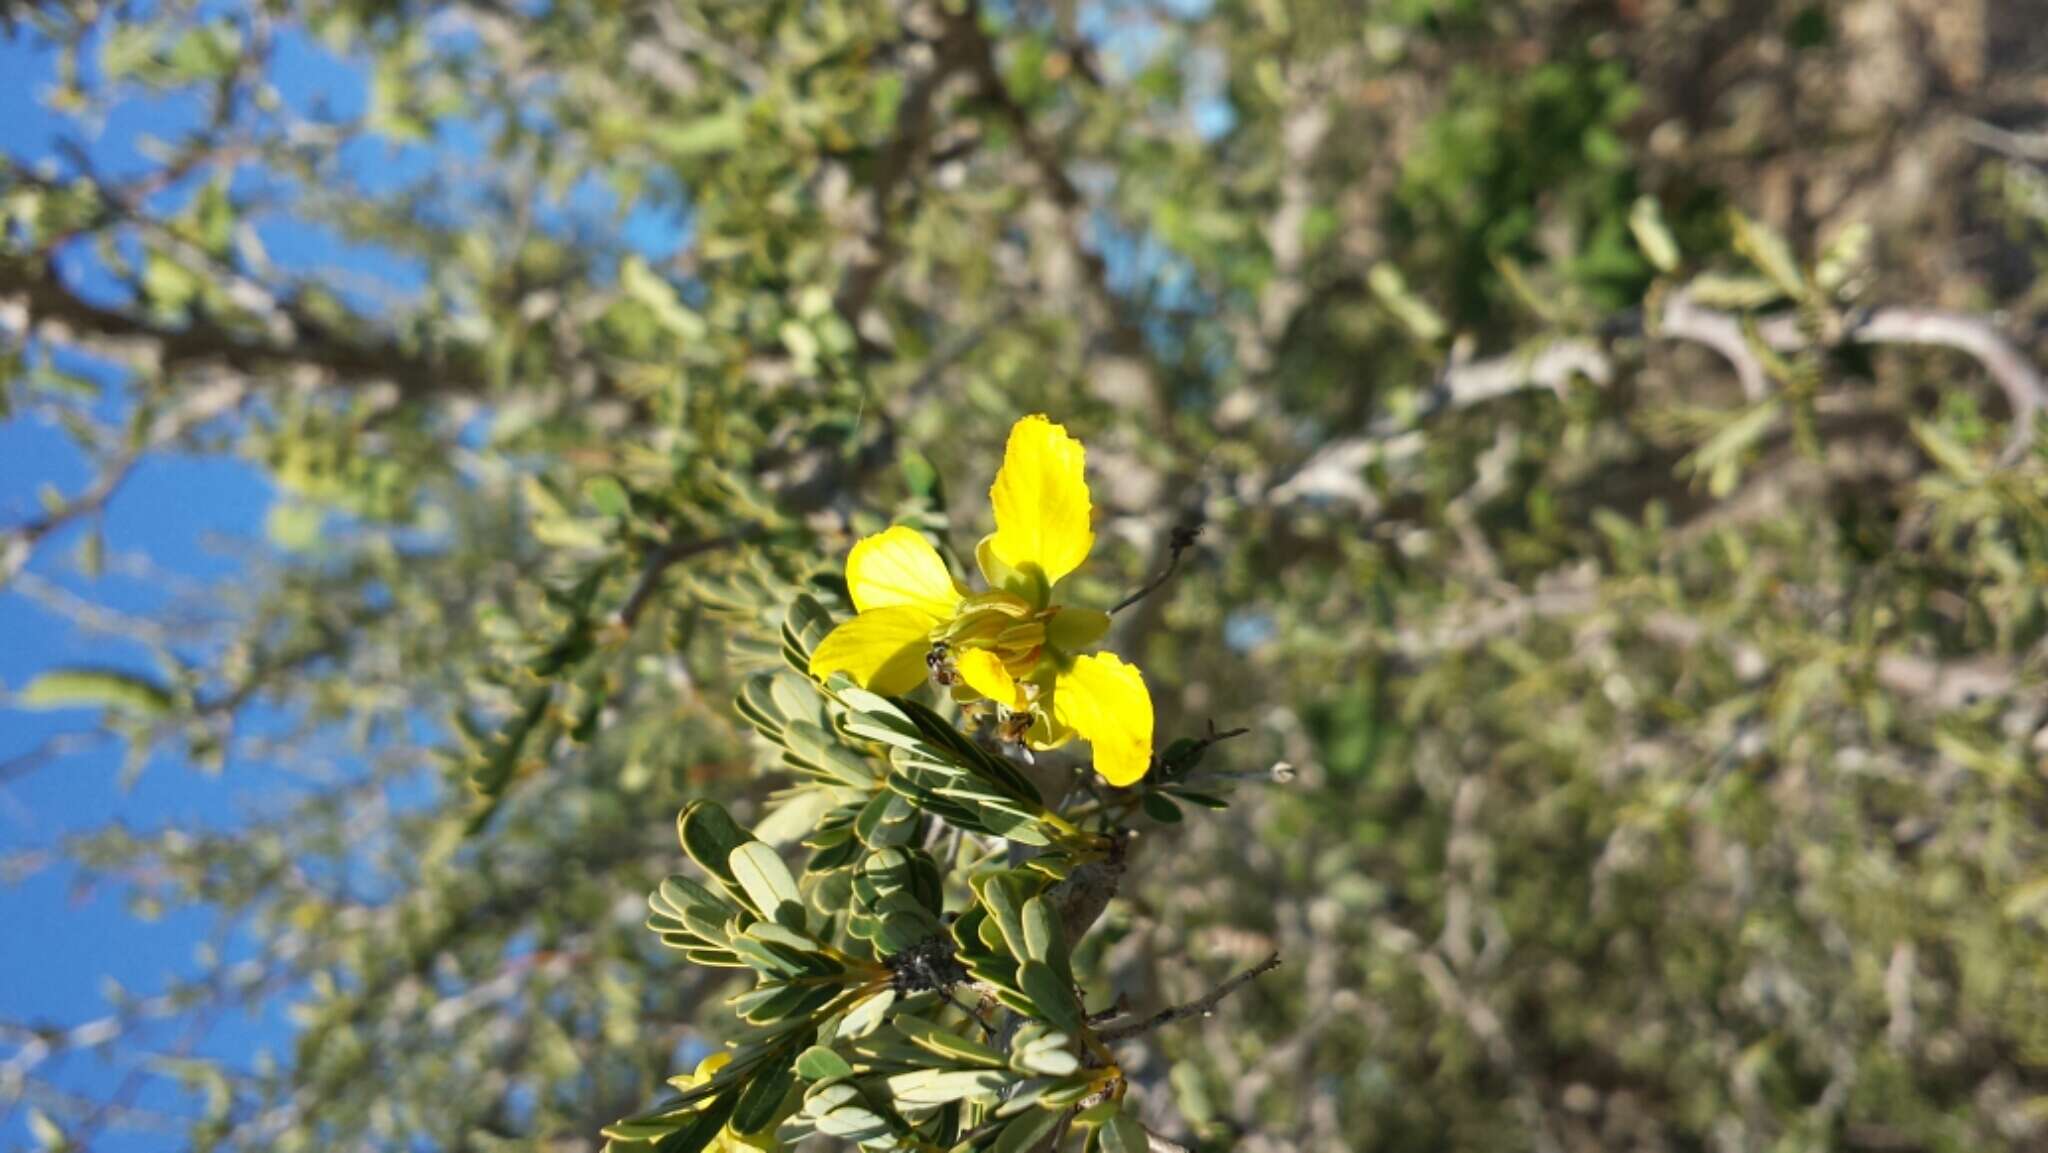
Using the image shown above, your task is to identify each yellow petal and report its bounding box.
[954,588,1036,618]
[1052,652,1154,786]
[1025,710,1075,750]
[987,415,1094,591]
[955,648,1023,708]
[974,533,1028,599]
[808,606,936,695]
[845,526,962,618]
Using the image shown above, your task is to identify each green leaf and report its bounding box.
[894,697,1043,806]
[15,667,175,717]
[786,722,877,786]
[1629,196,1680,273]
[883,1067,1010,1107]
[854,789,916,847]
[732,980,840,1024]
[26,1107,64,1151]
[2003,876,2048,925]
[1157,736,1206,777]
[654,1098,737,1153]
[74,526,103,579]
[1169,1060,1217,1125]
[730,1054,797,1134]
[808,1102,893,1142]
[619,255,707,340]
[893,1013,1006,1067]
[1910,419,1985,483]
[728,842,802,920]
[991,1109,1062,1153]
[803,1081,896,1142]
[265,501,326,552]
[101,25,159,81]
[1165,788,1228,810]
[1367,263,1447,344]
[728,925,826,980]
[1685,272,1785,311]
[1683,400,1782,499]
[839,988,895,1037]
[1010,1024,1081,1077]
[1140,793,1183,824]
[794,1045,854,1082]
[1816,221,1871,295]
[779,320,820,370]
[655,873,724,911]
[677,802,753,889]
[141,254,202,315]
[753,787,841,846]
[839,690,926,751]
[1020,896,1062,967]
[649,109,746,158]
[874,909,940,955]
[603,1090,736,1151]
[1729,211,1806,302]
[582,475,630,517]
[1017,960,1082,1034]
[1098,1111,1149,1153]
[977,871,1033,961]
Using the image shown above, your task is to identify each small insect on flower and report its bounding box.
[808,415,1157,786]
[996,706,1036,747]
[925,641,959,687]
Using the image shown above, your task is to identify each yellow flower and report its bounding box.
[809,415,1156,786]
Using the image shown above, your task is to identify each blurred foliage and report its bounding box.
[3,0,2048,1151]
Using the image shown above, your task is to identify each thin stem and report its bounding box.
[615,533,744,628]
[1096,953,1281,1043]
[1110,520,1202,615]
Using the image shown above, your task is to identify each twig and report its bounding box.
[1658,290,1771,400]
[832,4,976,323]
[0,248,480,400]
[1111,519,1202,615]
[614,534,742,628]
[1959,117,2048,163]
[2,454,140,548]
[1845,307,2045,463]
[1097,952,1281,1042]
[1085,996,1131,1025]
[1411,339,1615,423]
[903,302,1020,396]
[1149,721,1254,787]
[1270,293,2047,507]
[949,0,1174,426]
[1270,340,1612,506]
[0,730,116,786]
[1651,297,2048,458]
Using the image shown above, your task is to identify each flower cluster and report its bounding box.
[809,416,1154,785]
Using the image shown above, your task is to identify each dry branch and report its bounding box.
[1272,293,2046,506]
[1097,953,1282,1043]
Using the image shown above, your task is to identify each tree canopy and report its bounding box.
[4,1,2048,1151]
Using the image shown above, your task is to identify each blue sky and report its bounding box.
[0,21,355,1150]
[0,13,702,1145]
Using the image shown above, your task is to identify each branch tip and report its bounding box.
[1097,952,1282,1042]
